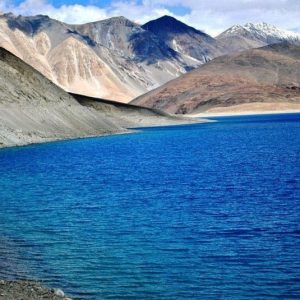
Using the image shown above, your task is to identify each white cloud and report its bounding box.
[0,0,299,35]
[1,0,109,24]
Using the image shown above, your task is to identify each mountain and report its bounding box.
[73,16,175,62]
[0,46,124,147]
[0,13,132,100]
[131,44,300,115]
[217,22,300,53]
[142,15,225,63]
[0,47,196,148]
[0,13,199,102]
[2,13,300,104]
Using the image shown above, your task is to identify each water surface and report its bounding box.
[0,113,299,299]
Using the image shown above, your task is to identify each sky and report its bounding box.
[0,0,299,36]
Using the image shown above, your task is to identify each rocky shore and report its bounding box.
[0,280,72,300]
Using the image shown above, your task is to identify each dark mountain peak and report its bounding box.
[3,13,51,22]
[141,15,220,63]
[1,12,15,18]
[3,13,54,36]
[154,15,182,24]
[142,15,207,36]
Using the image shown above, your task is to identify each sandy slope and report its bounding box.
[71,93,196,129]
[0,47,125,148]
[189,102,300,117]
[0,47,197,149]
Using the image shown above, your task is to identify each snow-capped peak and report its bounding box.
[221,22,300,44]
[244,22,300,40]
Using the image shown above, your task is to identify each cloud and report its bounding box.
[0,0,299,35]
[1,0,109,24]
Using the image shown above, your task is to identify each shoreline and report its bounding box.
[0,129,132,150]
[1,110,299,150]
[187,109,300,118]
[0,118,204,150]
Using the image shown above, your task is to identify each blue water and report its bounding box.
[0,113,299,299]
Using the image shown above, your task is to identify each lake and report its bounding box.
[0,113,299,299]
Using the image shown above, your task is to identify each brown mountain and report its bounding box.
[131,43,300,114]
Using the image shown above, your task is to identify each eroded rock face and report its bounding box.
[0,14,203,102]
[34,32,51,55]
[131,44,300,114]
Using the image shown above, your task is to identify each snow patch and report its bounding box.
[223,22,300,43]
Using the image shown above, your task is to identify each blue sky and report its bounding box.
[0,0,299,36]
[50,0,191,15]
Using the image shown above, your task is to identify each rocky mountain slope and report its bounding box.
[142,15,225,64]
[0,47,196,148]
[0,13,200,102]
[217,22,300,53]
[131,44,300,115]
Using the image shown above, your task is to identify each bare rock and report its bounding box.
[53,288,64,297]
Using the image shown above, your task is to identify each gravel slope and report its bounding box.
[0,47,197,149]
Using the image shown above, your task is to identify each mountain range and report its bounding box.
[1,13,300,103]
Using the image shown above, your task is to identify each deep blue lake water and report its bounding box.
[0,113,299,299]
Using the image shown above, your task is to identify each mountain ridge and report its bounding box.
[0,13,203,102]
[142,15,224,63]
[1,13,300,103]
[217,22,300,53]
[131,43,300,114]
